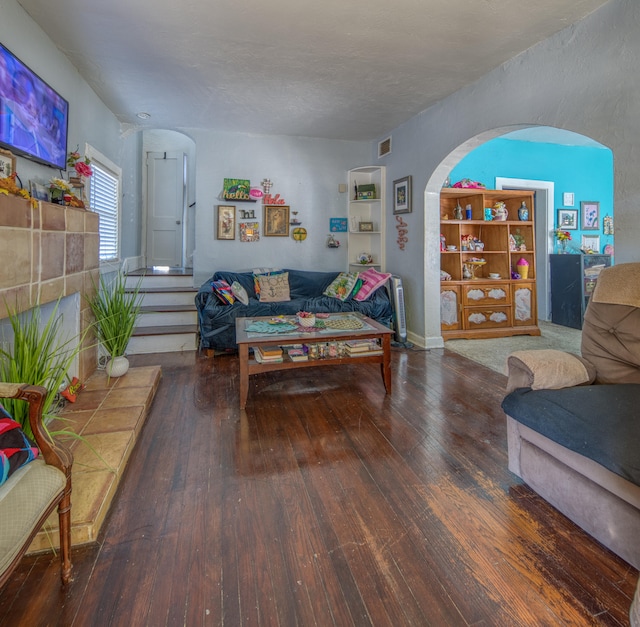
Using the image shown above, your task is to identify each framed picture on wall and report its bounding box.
[581,234,600,253]
[393,175,412,214]
[217,205,236,240]
[557,209,578,230]
[264,205,290,236]
[581,201,600,230]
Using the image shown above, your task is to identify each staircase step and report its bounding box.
[129,324,198,354]
[135,288,198,307]
[137,309,198,327]
[126,274,195,289]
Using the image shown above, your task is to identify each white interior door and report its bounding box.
[496,177,554,322]
[146,151,185,267]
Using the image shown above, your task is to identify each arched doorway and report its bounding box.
[423,125,613,345]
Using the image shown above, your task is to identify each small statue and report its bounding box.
[492,201,508,221]
[454,201,463,220]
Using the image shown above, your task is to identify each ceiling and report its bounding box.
[18,0,609,141]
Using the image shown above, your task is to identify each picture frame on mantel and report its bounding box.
[217,205,236,240]
[0,149,16,177]
[393,175,412,214]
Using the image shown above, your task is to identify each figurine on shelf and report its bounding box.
[492,201,508,221]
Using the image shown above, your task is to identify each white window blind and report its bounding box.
[89,163,119,261]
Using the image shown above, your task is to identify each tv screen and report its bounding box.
[0,42,68,170]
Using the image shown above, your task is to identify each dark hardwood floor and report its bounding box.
[0,347,637,626]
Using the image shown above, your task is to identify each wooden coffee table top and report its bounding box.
[235,312,393,346]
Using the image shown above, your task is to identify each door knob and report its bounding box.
[176,220,181,225]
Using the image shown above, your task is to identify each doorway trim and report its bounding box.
[496,177,554,321]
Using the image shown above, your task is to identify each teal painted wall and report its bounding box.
[449,138,614,255]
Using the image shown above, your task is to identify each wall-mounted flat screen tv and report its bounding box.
[0,42,68,170]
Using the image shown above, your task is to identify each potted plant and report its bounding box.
[86,272,143,377]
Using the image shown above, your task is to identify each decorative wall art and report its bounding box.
[330,218,348,232]
[562,192,575,207]
[223,178,251,201]
[603,214,614,235]
[217,205,236,240]
[240,222,260,242]
[358,221,374,232]
[396,215,408,250]
[0,149,16,177]
[581,201,600,230]
[393,175,412,214]
[264,205,290,236]
[558,209,578,230]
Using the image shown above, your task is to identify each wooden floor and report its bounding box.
[0,347,637,626]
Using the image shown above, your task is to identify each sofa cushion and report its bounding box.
[256,272,291,302]
[231,281,249,305]
[323,272,360,301]
[502,384,640,486]
[211,279,235,305]
[284,269,341,299]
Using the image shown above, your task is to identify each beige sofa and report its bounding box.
[501,263,640,622]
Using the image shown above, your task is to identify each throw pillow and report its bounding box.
[231,280,249,305]
[0,406,38,487]
[323,272,360,301]
[256,272,291,302]
[211,279,235,305]
[253,269,284,299]
[353,268,391,301]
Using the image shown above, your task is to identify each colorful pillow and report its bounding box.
[256,272,291,302]
[211,279,235,305]
[353,268,391,301]
[0,406,38,487]
[323,272,360,301]
[231,280,249,305]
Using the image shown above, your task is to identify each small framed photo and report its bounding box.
[562,192,575,207]
[581,234,600,253]
[393,175,412,214]
[557,208,578,230]
[581,201,599,230]
[264,205,290,236]
[29,181,48,202]
[358,221,374,232]
[0,149,16,178]
[240,222,260,242]
[217,205,236,240]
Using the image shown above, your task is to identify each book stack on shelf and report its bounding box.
[345,339,383,357]
[287,347,308,362]
[252,345,283,363]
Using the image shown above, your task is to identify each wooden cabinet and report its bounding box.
[440,188,540,339]
[550,254,611,329]
[347,166,385,271]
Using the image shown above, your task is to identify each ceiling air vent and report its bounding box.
[378,136,392,158]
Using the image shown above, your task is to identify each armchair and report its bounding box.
[501,263,640,619]
[0,383,73,588]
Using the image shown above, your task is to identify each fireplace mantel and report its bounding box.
[0,194,99,380]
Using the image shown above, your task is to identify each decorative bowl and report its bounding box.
[297,312,316,327]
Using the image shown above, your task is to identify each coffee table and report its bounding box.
[235,313,393,408]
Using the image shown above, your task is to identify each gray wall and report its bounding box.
[375,0,640,347]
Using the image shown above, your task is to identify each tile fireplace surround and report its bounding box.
[0,194,99,381]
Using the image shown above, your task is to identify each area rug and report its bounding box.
[444,321,582,375]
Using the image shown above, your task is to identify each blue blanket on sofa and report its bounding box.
[502,384,640,486]
[195,268,394,351]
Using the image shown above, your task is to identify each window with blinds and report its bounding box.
[89,163,119,261]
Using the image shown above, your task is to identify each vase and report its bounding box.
[518,201,529,221]
[106,355,129,378]
[558,240,568,254]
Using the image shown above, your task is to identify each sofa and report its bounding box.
[196,268,394,352]
[501,263,640,621]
